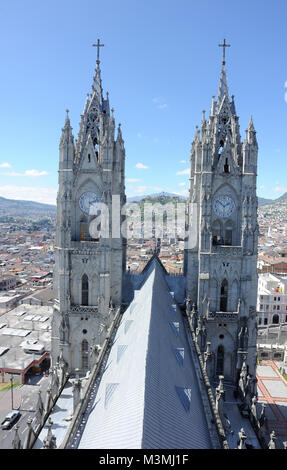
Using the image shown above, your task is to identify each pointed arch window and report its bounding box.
[212,220,222,245]
[81,274,89,306]
[80,216,88,241]
[224,220,233,246]
[81,339,89,370]
[220,279,228,312]
[216,345,224,376]
[224,157,230,173]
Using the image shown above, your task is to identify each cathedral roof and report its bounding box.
[77,256,212,449]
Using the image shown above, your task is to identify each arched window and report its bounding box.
[220,279,228,312]
[272,314,279,324]
[81,340,89,370]
[212,220,222,245]
[80,216,88,241]
[224,157,230,173]
[230,279,239,311]
[216,345,224,376]
[224,220,233,246]
[81,274,89,306]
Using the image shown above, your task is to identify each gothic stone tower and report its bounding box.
[184,44,258,385]
[51,44,126,375]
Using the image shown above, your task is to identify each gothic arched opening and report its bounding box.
[212,220,222,245]
[272,314,279,324]
[80,216,88,241]
[81,274,89,306]
[220,279,228,312]
[224,220,233,246]
[81,339,89,370]
[216,345,224,376]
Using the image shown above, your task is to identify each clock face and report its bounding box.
[213,195,235,218]
[79,192,100,215]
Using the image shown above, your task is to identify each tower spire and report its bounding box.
[216,40,231,105]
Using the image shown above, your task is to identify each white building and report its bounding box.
[257,272,287,325]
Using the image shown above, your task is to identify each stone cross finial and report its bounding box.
[218,38,231,65]
[92,39,104,64]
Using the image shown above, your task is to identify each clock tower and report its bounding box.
[51,43,126,375]
[184,42,258,387]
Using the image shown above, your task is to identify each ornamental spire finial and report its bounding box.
[92,39,104,65]
[218,38,231,66]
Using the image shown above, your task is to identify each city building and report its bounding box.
[257,272,287,325]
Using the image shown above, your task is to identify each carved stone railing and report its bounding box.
[211,245,242,256]
[207,311,238,322]
[70,305,99,314]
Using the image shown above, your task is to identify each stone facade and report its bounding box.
[51,57,126,375]
[184,59,259,384]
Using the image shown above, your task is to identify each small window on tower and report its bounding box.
[88,154,91,163]
[80,216,88,241]
[224,158,230,173]
[81,274,89,306]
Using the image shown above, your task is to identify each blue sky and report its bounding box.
[0,0,286,204]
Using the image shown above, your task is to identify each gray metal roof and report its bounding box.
[78,257,212,449]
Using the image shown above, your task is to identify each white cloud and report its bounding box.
[126,178,140,183]
[273,186,287,193]
[24,169,49,177]
[173,189,189,197]
[178,182,186,187]
[179,160,187,164]
[134,185,148,194]
[0,162,11,168]
[135,162,149,170]
[0,185,57,205]
[0,169,48,177]
[176,168,189,175]
[152,97,167,110]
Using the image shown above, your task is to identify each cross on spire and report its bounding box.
[218,38,231,65]
[92,39,104,64]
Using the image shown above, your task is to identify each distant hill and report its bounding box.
[275,191,287,202]
[0,196,56,218]
[258,196,273,206]
[127,192,186,203]
[258,192,287,206]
